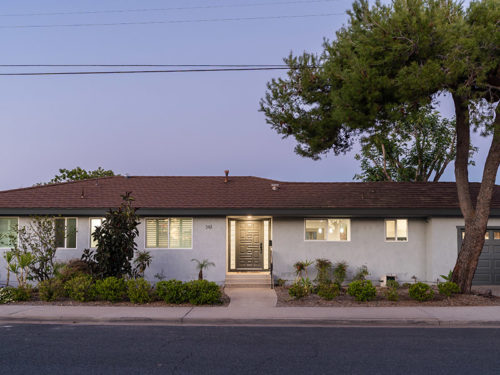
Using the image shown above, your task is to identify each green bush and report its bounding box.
[438,281,460,297]
[13,285,32,302]
[314,258,333,285]
[385,280,400,301]
[156,280,188,304]
[185,280,222,305]
[347,280,377,301]
[57,259,91,283]
[289,278,313,299]
[0,287,15,304]
[38,279,65,302]
[64,274,95,302]
[126,278,151,304]
[353,265,369,281]
[333,261,348,288]
[317,282,340,300]
[94,277,126,302]
[409,282,434,302]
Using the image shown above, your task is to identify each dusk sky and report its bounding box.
[0,0,492,191]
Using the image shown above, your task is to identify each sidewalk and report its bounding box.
[1,288,500,327]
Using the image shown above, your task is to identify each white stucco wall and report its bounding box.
[272,217,429,283]
[425,217,500,282]
[3,214,500,287]
[0,216,227,285]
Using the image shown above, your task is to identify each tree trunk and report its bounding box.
[198,269,203,281]
[452,95,500,293]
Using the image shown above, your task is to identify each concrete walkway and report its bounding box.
[1,287,500,327]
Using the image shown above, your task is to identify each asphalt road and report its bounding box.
[1,324,499,374]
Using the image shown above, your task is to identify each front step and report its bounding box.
[225,274,272,288]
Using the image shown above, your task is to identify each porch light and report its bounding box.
[318,228,323,234]
[340,227,345,233]
[247,215,252,219]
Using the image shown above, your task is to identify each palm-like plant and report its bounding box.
[293,259,314,279]
[191,258,215,280]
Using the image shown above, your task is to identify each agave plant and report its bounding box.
[191,258,215,280]
[293,259,314,279]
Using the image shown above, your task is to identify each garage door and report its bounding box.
[460,229,500,285]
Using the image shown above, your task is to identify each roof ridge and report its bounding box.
[0,175,120,194]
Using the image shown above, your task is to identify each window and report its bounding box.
[305,219,350,241]
[0,217,17,248]
[90,218,104,248]
[385,219,408,241]
[55,218,77,248]
[146,218,193,248]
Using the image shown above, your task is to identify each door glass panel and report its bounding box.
[494,231,500,240]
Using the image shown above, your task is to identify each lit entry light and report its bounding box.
[247,215,252,219]
[318,228,323,234]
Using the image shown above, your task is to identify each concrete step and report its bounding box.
[225,274,272,288]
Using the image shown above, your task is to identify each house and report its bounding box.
[0,174,499,287]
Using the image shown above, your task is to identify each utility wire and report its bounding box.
[0,67,302,76]
[0,64,289,68]
[0,13,344,29]
[0,0,343,17]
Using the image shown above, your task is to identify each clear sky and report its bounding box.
[0,0,492,190]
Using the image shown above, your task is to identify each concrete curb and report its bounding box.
[2,315,500,327]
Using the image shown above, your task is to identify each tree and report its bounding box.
[191,259,215,280]
[354,106,477,182]
[45,167,115,184]
[261,0,499,292]
[82,192,140,278]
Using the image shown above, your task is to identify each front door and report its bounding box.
[236,220,263,269]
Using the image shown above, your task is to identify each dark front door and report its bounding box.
[236,220,264,269]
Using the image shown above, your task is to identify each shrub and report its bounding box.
[289,277,313,299]
[12,285,32,301]
[0,287,15,304]
[38,278,65,302]
[333,261,348,288]
[347,280,377,301]
[409,282,434,302]
[82,193,140,278]
[57,259,91,283]
[65,274,95,302]
[94,277,126,302]
[353,265,369,281]
[185,280,222,305]
[438,281,460,297]
[127,278,151,304]
[314,258,333,285]
[156,280,188,304]
[276,278,286,287]
[317,283,340,300]
[385,280,400,301]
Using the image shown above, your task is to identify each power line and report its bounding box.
[0,67,300,76]
[0,13,344,29]
[0,0,343,17]
[0,64,289,68]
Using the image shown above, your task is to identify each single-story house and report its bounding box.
[0,174,499,287]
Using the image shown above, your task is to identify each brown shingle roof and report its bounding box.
[0,176,497,211]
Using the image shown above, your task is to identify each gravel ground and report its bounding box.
[275,285,500,307]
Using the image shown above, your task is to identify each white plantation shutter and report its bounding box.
[146,219,169,248]
[0,218,17,247]
[169,218,193,248]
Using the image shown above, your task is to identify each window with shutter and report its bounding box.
[146,219,169,248]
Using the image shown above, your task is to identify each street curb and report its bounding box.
[2,316,500,327]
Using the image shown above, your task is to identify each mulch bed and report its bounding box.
[6,291,231,307]
[275,286,500,307]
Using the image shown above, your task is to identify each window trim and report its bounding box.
[0,217,19,249]
[89,217,105,249]
[303,218,351,242]
[144,217,194,250]
[55,217,78,249]
[384,218,409,242]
